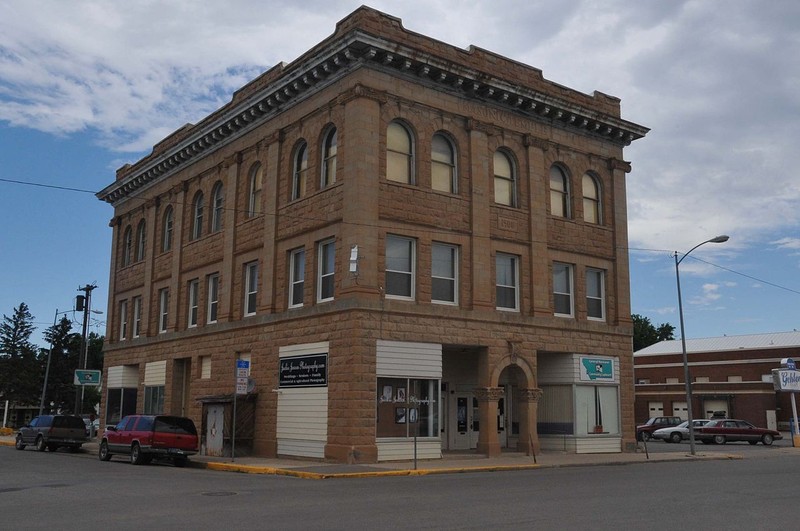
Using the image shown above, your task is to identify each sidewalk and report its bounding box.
[1,434,750,479]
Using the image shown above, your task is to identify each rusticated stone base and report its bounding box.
[325,443,379,464]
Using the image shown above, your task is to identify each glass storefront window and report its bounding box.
[576,385,619,435]
[377,377,439,438]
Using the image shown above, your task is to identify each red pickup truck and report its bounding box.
[99,415,198,467]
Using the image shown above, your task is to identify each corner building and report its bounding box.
[97,7,648,462]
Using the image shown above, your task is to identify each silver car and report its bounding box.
[652,419,711,443]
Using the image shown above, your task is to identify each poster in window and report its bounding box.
[396,387,406,402]
[381,385,393,402]
[395,407,407,424]
[408,407,418,423]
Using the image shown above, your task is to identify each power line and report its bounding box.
[0,177,97,194]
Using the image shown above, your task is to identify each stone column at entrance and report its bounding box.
[518,388,543,455]
[474,387,504,457]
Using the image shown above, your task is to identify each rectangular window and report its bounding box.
[187,279,199,328]
[244,262,258,316]
[385,235,415,299]
[200,355,212,379]
[289,248,305,308]
[495,253,519,311]
[318,240,335,302]
[431,243,458,304]
[586,268,605,321]
[119,300,128,341]
[553,262,574,317]
[143,386,165,415]
[376,377,440,438]
[158,288,169,333]
[132,296,142,338]
[576,386,619,436]
[207,274,219,324]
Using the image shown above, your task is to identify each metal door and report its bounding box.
[205,405,224,457]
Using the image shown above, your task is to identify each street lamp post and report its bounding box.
[675,235,729,456]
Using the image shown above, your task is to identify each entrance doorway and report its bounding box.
[449,393,478,450]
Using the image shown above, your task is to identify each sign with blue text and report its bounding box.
[772,368,800,392]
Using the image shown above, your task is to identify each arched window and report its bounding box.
[493,150,516,207]
[247,163,262,218]
[582,173,602,224]
[431,133,456,193]
[192,192,204,240]
[321,127,337,188]
[135,220,146,262]
[121,226,132,267]
[292,141,308,200]
[386,121,413,184]
[211,181,224,232]
[550,165,570,218]
[162,206,173,252]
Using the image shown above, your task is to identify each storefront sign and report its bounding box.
[579,357,614,382]
[773,368,800,392]
[279,353,328,388]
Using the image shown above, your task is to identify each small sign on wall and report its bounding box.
[279,353,328,388]
[579,357,615,382]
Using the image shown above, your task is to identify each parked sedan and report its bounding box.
[695,419,782,445]
[652,419,710,443]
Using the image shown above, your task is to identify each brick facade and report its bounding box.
[97,6,647,462]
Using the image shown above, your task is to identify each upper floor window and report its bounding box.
[318,239,335,302]
[191,192,204,240]
[161,206,173,252]
[187,279,199,328]
[496,253,519,311]
[247,163,262,218]
[550,165,570,218]
[158,288,169,333]
[321,127,337,188]
[207,274,219,324]
[292,141,308,200]
[431,243,458,305]
[244,262,258,317]
[493,150,516,207]
[586,268,605,321]
[386,121,413,184]
[135,220,146,262]
[431,133,456,193]
[553,262,574,317]
[121,226,133,266]
[289,248,305,308]
[385,235,415,300]
[119,300,128,341]
[582,173,601,224]
[211,182,224,232]
[132,296,142,338]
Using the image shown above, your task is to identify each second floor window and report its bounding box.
[318,240,335,302]
[132,296,142,338]
[188,279,199,328]
[386,235,415,300]
[553,262,574,317]
[119,300,128,341]
[387,121,413,184]
[496,253,519,311]
[158,288,169,333]
[244,262,258,316]
[431,243,458,305]
[292,141,308,200]
[322,128,337,187]
[289,248,305,308]
[586,268,606,321]
[207,274,219,324]
[192,192,204,240]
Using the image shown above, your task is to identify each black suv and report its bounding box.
[15,415,89,452]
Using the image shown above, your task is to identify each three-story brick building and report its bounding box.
[96,6,648,462]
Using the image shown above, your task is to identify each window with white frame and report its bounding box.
[496,253,519,311]
[431,242,458,304]
[158,288,169,333]
[119,300,128,341]
[132,296,142,338]
[553,262,574,316]
[161,206,173,252]
[431,133,456,193]
[321,127,337,188]
[210,182,224,232]
[292,141,308,200]
[586,268,605,320]
[187,279,199,328]
[318,239,335,302]
[493,150,516,207]
[386,121,413,184]
[207,274,219,324]
[135,220,146,262]
[244,262,258,316]
[550,165,570,218]
[192,192,204,240]
[582,173,601,224]
[247,163,262,218]
[385,235,415,299]
[289,248,305,308]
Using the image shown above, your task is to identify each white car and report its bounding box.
[652,419,710,443]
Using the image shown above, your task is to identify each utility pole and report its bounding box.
[74,283,97,415]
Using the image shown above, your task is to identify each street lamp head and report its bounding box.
[709,235,729,244]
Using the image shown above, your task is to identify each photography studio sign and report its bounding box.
[279,353,328,388]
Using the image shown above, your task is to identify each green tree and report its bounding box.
[0,303,40,404]
[41,316,81,413]
[632,313,675,352]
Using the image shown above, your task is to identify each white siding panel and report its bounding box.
[575,437,621,454]
[279,342,329,358]
[377,340,442,378]
[377,439,441,461]
[107,365,139,388]
[277,387,328,458]
[144,360,167,386]
[278,439,325,459]
[537,354,575,384]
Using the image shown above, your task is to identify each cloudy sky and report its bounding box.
[1,0,798,347]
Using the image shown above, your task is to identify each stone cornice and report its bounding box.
[98,15,648,206]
